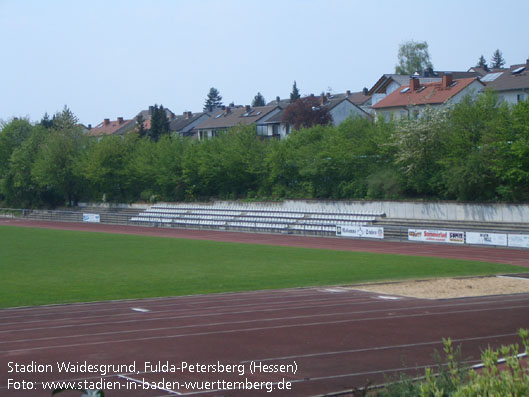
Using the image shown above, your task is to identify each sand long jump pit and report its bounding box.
[350,274,529,299]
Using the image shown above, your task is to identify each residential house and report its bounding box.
[367,70,480,109]
[371,75,485,120]
[170,111,211,138]
[195,105,281,140]
[484,58,529,105]
[262,93,371,139]
[368,74,442,107]
[86,117,136,138]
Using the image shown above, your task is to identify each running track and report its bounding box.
[1,219,529,396]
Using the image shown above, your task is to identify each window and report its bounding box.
[256,125,268,136]
[517,94,525,103]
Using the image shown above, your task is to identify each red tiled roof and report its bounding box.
[86,118,135,137]
[372,77,483,109]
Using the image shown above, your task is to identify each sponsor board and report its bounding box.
[466,232,507,247]
[408,229,465,244]
[336,225,384,239]
[83,213,100,223]
[508,234,529,249]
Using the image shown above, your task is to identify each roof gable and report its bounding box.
[486,61,529,91]
[372,78,483,109]
[197,106,279,130]
[86,118,135,137]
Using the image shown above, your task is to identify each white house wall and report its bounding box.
[329,101,368,125]
[497,90,529,105]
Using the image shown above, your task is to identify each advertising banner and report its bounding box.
[336,225,384,239]
[466,232,507,246]
[408,229,465,244]
[83,213,100,223]
[508,234,529,248]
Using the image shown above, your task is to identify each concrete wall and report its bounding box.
[214,200,529,223]
[79,200,529,223]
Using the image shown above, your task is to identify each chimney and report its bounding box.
[104,118,110,126]
[442,73,453,88]
[244,105,251,112]
[88,124,92,130]
[362,87,369,95]
[526,57,529,67]
[276,96,280,103]
[117,117,123,124]
[409,77,420,91]
[187,111,192,119]
[326,92,331,98]
[224,107,231,115]
[320,94,325,105]
[346,90,351,96]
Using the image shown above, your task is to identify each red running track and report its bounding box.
[1,287,529,396]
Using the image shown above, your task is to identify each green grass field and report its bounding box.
[0,225,525,308]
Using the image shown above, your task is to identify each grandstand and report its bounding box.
[130,202,382,236]
[7,200,529,245]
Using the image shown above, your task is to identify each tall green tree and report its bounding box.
[490,49,506,69]
[252,92,266,107]
[395,40,433,75]
[135,113,147,138]
[31,126,86,206]
[81,134,137,202]
[290,81,300,102]
[203,87,223,112]
[476,55,488,70]
[39,112,54,129]
[149,105,170,141]
[52,105,79,131]
[391,106,448,196]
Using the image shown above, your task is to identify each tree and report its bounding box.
[390,106,449,196]
[395,40,433,75]
[52,105,78,131]
[135,113,147,138]
[476,55,488,71]
[280,96,333,131]
[252,92,266,107]
[149,105,170,141]
[490,49,506,69]
[290,81,300,102]
[203,87,223,112]
[31,126,86,206]
[39,112,54,129]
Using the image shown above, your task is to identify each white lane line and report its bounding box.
[0,293,372,322]
[2,295,528,335]
[131,308,150,313]
[0,287,350,317]
[239,331,519,363]
[497,275,529,281]
[4,298,529,346]
[3,303,528,354]
[117,374,182,395]
[377,295,401,300]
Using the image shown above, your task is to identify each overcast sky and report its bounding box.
[1,0,528,126]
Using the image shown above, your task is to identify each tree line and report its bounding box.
[1,91,528,208]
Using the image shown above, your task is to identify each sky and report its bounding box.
[1,0,528,126]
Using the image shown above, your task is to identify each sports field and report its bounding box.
[1,225,524,309]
